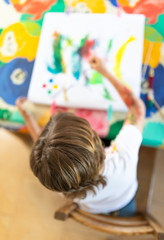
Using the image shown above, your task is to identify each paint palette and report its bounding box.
[28,13,145,111]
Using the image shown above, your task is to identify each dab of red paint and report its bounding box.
[79,40,95,59]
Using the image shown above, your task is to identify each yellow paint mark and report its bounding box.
[143,39,162,68]
[63,87,68,102]
[118,0,140,7]
[0,22,39,63]
[11,0,27,4]
[111,143,117,153]
[66,0,106,13]
[118,0,130,7]
[53,85,58,89]
[113,36,135,89]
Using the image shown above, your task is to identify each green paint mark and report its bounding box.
[48,90,52,94]
[22,21,41,36]
[145,25,163,42]
[148,14,164,43]
[103,87,112,100]
[0,29,3,36]
[107,39,113,53]
[89,71,103,84]
[48,33,65,74]
[107,105,112,120]
[80,34,89,48]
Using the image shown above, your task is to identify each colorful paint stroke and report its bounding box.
[10,0,57,20]
[113,36,135,88]
[47,32,66,74]
[0,22,39,63]
[47,32,97,82]
[118,0,164,24]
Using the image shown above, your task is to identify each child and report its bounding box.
[16,56,145,215]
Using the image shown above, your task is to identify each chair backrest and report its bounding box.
[54,146,164,239]
[55,202,164,238]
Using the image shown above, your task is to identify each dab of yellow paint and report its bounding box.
[118,0,140,7]
[143,39,162,68]
[11,0,27,4]
[117,0,130,7]
[53,85,58,89]
[113,36,135,89]
[66,0,106,13]
[112,144,117,153]
[0,22,39,63]
[63,87,68,102]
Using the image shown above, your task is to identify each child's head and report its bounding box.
[30,112,106,199]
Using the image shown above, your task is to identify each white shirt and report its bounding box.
[75,125,142,214]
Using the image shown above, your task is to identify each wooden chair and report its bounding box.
[54,147,164,239]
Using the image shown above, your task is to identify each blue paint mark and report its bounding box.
[72,51,81,80]
[108,0,118,7]
[3,0,10,4]
[0,58,34,105]
[49,79,53,83]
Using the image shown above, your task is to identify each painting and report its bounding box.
[28,13,145,111]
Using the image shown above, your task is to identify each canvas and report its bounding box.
[28,13,145,111]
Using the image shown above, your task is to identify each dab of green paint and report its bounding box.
[0,29,2,35]
[80,34,89,48]
[107,39,113,53]
[89,72,103,84]
[107,104,112,120]
[48,33,65,74]
[103,87,112,100]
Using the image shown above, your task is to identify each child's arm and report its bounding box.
[16,98,42,141]
[89,56,145,132]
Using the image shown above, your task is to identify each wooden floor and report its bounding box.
[0,128,163,240]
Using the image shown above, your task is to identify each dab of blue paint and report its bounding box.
[108,0,118,7]
[49,79,53,83]
[72,51,81,80]
[108,104,112,120]
[3,0,10,4]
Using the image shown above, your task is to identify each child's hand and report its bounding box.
[16,97,30,119]
[89,56,107,75]
[16,97,42,141]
